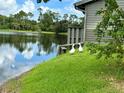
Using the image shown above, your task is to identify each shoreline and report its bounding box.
[0,29,67,35]
[0,66,33,87]
[0,31,39,36]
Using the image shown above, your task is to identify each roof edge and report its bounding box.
[74,0,98,10]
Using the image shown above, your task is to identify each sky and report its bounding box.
[0,0,83,20]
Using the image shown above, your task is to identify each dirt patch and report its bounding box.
[0,79,21,93]
[108,77,124,93]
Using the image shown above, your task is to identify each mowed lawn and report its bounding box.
[1,50,124,93]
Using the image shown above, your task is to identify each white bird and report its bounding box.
[69,44,75,54]
[78,43,83,52]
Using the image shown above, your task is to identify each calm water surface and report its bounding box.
[0,32,67,85]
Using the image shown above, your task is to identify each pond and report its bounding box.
[0,32,67,85]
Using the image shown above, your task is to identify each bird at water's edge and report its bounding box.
[69,44,75,54]
[78,43,83,52]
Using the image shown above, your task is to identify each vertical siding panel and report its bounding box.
[76,28,79,43]
[71,28,74,43]
[85,0,104,42]
[85,0,124,42]
[117,0,124,10]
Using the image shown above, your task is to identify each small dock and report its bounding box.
[58,26,84,54]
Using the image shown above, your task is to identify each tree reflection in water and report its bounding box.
[0,34,67,55]
[0,33,67,84]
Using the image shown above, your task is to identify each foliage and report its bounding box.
[37,0,62,3]
[37,9,84,33]
[88,0,124,63]
[38,10,55,31]
[0,11,38,31]
[0,9,84,33]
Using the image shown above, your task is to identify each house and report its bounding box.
[74,0,124,42]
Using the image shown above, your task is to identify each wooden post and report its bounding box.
[80,29,83,42]
[67,27,83,44]
[67,28,71,44]
[71,28,74,44]
[76,28,79,43]
[83,11,87,42]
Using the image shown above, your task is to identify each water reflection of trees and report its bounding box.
[0,34,67,55]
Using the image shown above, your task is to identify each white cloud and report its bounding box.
[17,0,35,13]
[0,45,17,66]
[40,6,49,13]
[40,1,83,17]
[0,0,18,16]
[64,6,82,14]
[40,6,61,14]
[0,0,35,16]
[64,0,82,15]
[0,0,83,19]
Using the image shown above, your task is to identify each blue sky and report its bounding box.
[0,0,83,20]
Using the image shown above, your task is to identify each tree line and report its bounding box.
[0,9,84,33]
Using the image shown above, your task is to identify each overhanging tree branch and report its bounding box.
[37,0,62,3]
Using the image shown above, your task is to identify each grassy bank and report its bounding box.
[1,50,124,93]
[0,29,67,35]
[41,31,67,35]
[0,29,34,33]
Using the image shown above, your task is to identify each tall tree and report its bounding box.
[37,8,43,21]
[63,14,68,21]
[79,17,84,27]
[53,12,61,22]
[28,12,34,19]
[38,10,55,31]
[69,14,78,24]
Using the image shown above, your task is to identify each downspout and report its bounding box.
[75,6,87,42]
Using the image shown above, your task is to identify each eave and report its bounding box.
[74,0,98,10]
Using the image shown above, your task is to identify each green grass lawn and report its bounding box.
[1,50,124,93]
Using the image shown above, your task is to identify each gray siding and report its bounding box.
[85,29,96,41]
[85,0,124,42]
[85,0,104,42]
[117,0,124,9]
